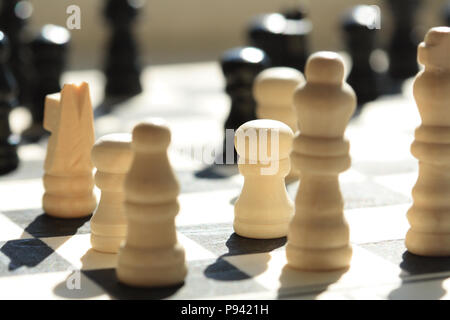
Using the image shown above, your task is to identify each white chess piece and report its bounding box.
[42,82,96,218]
[116,120,187,287]
[406,27,450,256]
[253,67,305,132]
[286,52,356,271]
[234,119,294,239]
[254,67,305,180]
[90,133,133,253]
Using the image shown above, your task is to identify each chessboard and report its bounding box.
[1,61,449,300]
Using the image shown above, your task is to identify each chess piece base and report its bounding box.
[43,193,96,218]
[405,229,450,257]
[234,220,290,239]
[117,244,187,287]
[286,243,352,271]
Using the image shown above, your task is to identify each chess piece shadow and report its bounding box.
[25,213,91,238]
[53,248,115,299]
[53,248,184,299]
[387,251,449,300]
[83,265,183,299]
[0,238,54,271]
[204,233,286,281]
[0,213,90,272]
[277,265,348,299]
[94,96,134,118]
[52,268,109,299]
[82,268,184,300]
[195,163,239,180]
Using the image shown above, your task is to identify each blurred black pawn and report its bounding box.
[0,32,19,174]
[103,0,143,99]
[248,14,284,67]
[21,25,70,143]
[0,0,33,106]
[248,9,310,72]
[282,7,306,20]
[445,1,450,26]
[219,47,270,164]
[386,0,422,80]
[342,5,380,108]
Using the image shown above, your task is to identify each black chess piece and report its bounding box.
[445,1,450,26]
[282,7,306,20]
[0,0,33,106]
[247,10,310,72]
[219,47,270,164]
[103,0,143,98]
[342,5,380,107]
[0,32,19,174]
[248,14,284,68]
[386,0,422,80]
[21,24,70,143]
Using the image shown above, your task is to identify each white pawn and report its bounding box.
[234,119,294,239]
[253,67,305,132]
[406,27,450,256]
[286,52,356,271]
[117,120,187,287]
[253,67,305,180]
[90,134,133,253]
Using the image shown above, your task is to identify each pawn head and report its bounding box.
[92,133,133,173]
[305,51,345,84]
[132,119,171,153]
[253,67,305,106]
[235,119,294,162]
[418,27,450,69]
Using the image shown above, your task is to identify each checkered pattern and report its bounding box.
[0,62,449,300]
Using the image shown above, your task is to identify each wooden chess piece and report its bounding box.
[117,120,187,287]
[103,0,143,98]
[42,82,96,218]
[0,0,33,106]
[406,27,450,257]
[23,24,70,143]
[445,1,450,27]
[0,31,19,175]
[219,47,270,164]
[342,5,380,107]
[234,119,294,239]
[387,0,422,80]
[248,10,311,72]
[253,67,304,179]
[286,52,356,271]
[254,67,304,132]
[91,133,133,253]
